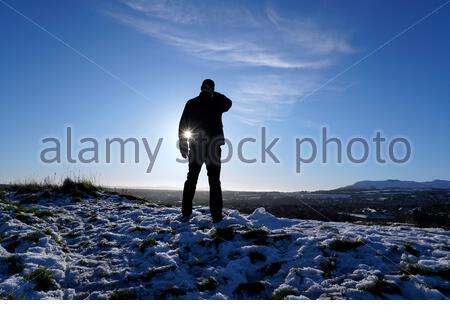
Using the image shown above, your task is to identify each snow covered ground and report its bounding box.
[0,189,449,299]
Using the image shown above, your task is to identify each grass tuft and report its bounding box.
[234,281,266,297]
[272,285,300,300]
[0,190,7,203]
[8,177,101,196]
[25,267,56,291]
[13,183,50,194]
[197,276,219,292]
[23,232,42,243]
[404,242,420,257]
[401,263,450,280]
[60,178,100,195]
[35,209,54,219]
[360,276,402,296]
[142,265,176,282]
[329,238,365,252]
[213,227,234,242]
[242,228,269,240]
[321,257,337,278]
[139,237,158,252]
[109,289,137,300]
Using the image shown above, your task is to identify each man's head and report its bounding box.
[201,79,215,94]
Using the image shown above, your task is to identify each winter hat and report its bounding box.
[201,79,215,91]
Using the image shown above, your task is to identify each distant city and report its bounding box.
[111,179,450,229]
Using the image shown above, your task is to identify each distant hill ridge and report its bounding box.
[343,179,450,190]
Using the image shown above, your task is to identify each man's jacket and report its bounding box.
[179,91,232,151]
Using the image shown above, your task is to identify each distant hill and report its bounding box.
[342,179,450,190]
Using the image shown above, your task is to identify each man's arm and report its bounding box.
[214,92,232,113]
[178,102,189,158]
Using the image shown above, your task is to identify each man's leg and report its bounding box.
[182,146,202,218]
[206,144,223,222]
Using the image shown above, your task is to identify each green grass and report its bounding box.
[65,231,79,238]
[329,238,365,252]
[25,267,56,291]
[5,177,157,210]
[402,263,450,280]
[213,226,234,242]
[12,182,51,194]
[139,237,158,252]
[197,276,219,292]
[242,228,269,240]
[72,195,83,203]
[321,257,337,278]
[0,293,19,300]
[35,209,54,219]
[44,228,65,247]
[87,215,99,223]
[404,242,420,257]
[23,232,42,243]
[118,205,135,211]
[241,228,269,245]
[142,265,177,282]
[360,276,402,296]
[234,281,266,297]
[132,225,149,233]
[14,206,55,221]
[8,177,101,196]
[60,177,99,195]
[14,205,37,214]
[109,289,137,300]
[271,285,300,300]
[0,190,7,203]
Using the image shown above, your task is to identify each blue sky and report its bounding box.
[1,0,450,191]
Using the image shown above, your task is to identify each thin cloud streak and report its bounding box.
[107,0,353,69]
[230,75,322,124]
[266,7,354,55]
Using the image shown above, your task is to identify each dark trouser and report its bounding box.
[182,141,222,220]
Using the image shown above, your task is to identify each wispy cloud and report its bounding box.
[266,7,354,55]
[122,0,202,24]
[229,74,322,124]
[104,0,355,123]
[106,0,353,69]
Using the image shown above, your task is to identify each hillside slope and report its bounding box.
[0,189,449,299]
[344,179,450,190]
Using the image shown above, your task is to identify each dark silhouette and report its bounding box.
[179,79,232,223]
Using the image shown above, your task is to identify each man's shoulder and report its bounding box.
[186,96,201,106]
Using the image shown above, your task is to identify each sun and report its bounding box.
[183,130,192,139]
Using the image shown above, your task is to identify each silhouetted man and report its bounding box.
[179,79,232,223]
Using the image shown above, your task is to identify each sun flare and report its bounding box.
[183,130,192,139]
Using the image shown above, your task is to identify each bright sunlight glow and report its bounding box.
[183,130,192,139]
